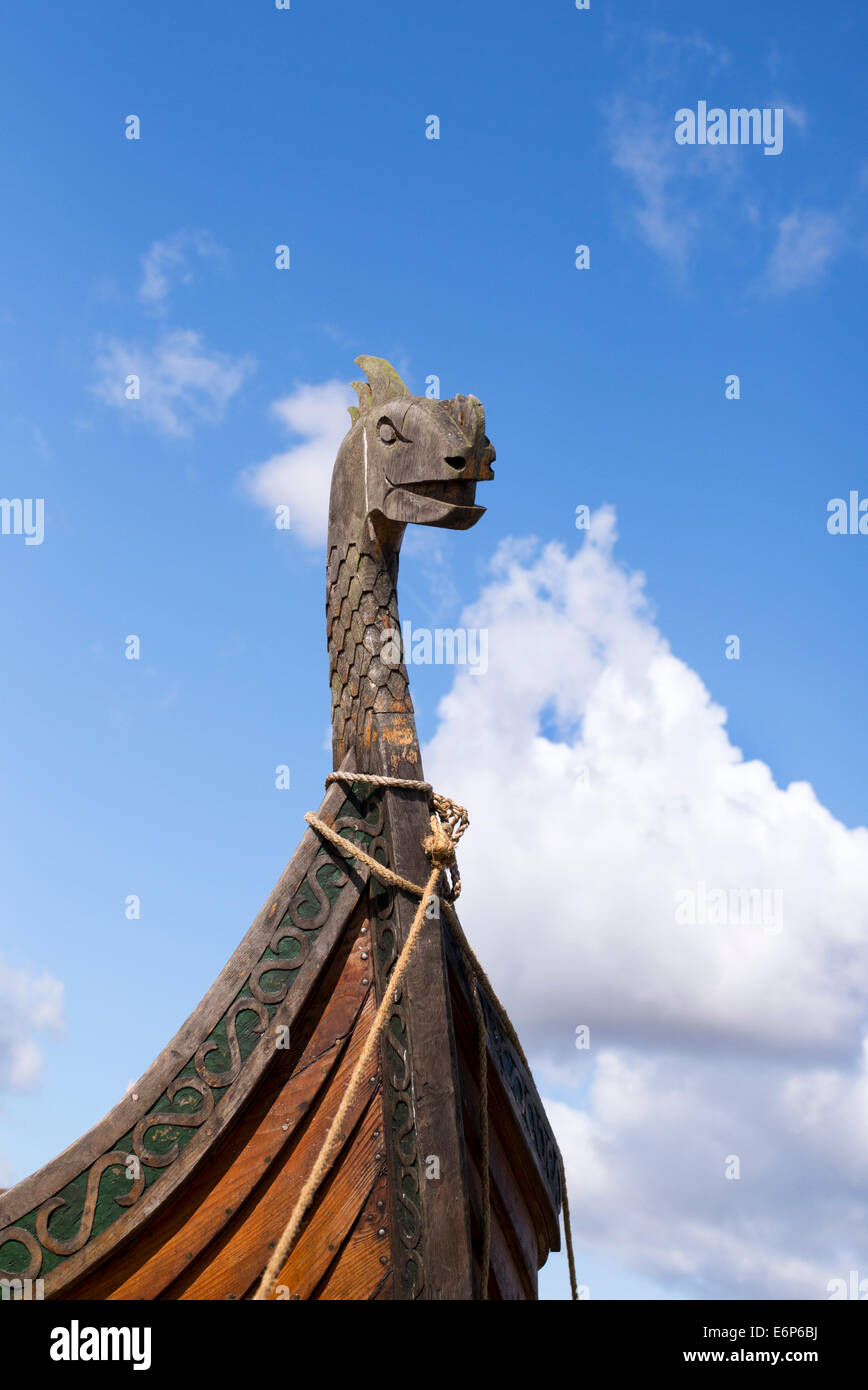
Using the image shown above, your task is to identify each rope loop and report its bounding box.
[324,770,467,899]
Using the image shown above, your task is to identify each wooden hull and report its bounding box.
[0,770,562,1300]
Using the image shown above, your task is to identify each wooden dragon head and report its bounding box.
[328,355,495,548]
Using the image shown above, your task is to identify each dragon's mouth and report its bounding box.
[383,474,487,530]
[400,478,478,507]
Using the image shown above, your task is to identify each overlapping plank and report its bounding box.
[166,986,381,1299]
[314,1168,391,1301]
[266,1096,386,1300]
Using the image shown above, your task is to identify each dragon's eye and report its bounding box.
[378,418,398,445]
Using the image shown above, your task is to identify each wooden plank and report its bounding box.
[165,986,381,1300]
[77,906,375,1300]
[372,1270,394,1300]
[454,1028,541,1287]
[266,1096,386,1300]
[446,943,561,1258]
[314,1168,391,1301]
[78,1049,338,1300]
[464,1147,534,1302]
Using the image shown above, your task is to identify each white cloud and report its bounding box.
[607,99,700,272]
[773,96,808,133]
[138,230,222,312]
[92,329,255,437]
[241,381,354,545]
[423,509,868,1297]
[0,957,64,1094]
[762,209,844,294]
[605,26,816,284]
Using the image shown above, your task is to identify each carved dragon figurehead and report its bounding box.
[328,355,495,547]
[327,355,495,773]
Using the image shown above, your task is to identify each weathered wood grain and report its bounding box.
[314,1168,392,1301]
[465,1147,533,1302]
[166,986,381,1300]
[454,1028,541,1288]
[265,1095,386,1300]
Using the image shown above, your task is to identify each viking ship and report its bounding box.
[0,357,568,1301]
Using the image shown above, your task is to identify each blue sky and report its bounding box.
[1,0,867,1301]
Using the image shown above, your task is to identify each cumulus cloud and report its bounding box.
[92,329,255,437]
[138,230,223,312]
[0,957,64,1095]
[422,509,868,1298]
[241,380,354,545]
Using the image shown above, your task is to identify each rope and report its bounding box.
[323,771,468,901]
[254,772,578,1302]
[325,771,433,794]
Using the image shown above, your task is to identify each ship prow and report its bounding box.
[0,759,562,1300]
[1,356,568,1301]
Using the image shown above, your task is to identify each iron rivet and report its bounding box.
[380,1255,388,1265]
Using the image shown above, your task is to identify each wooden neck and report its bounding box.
[326,528,422,778]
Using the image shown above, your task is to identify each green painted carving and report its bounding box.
[0,792,380,1284]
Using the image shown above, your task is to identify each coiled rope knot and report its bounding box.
[424,792,468,882]
[422,817,455,868]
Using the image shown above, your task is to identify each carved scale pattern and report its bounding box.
[0,798,375,1285]
[327,538,414,769]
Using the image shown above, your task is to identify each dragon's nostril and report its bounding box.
[444,456,466,471]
